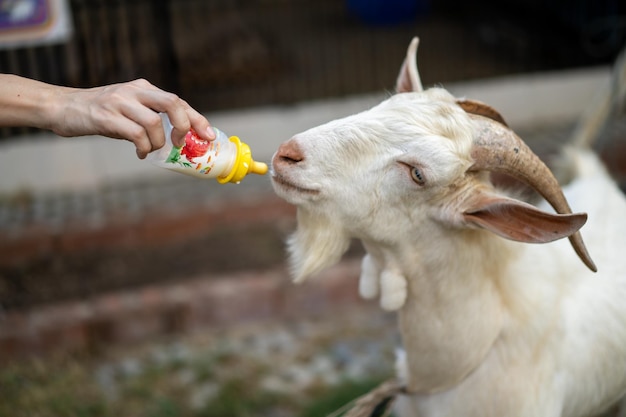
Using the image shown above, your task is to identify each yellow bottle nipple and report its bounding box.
[217,136,268,184]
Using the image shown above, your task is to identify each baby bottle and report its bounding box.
[148,113,268,184]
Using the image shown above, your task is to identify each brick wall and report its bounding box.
[0,259,366,363]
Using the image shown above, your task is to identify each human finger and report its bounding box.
[183,103,214,142]
[122,105,167,154]
[164,107,215,147]
[164,106,192,148]
[129,89,190,147]
[108,116,153,159]
[107,93,166,155]
[119,83,212,147]
[140,92,214,146]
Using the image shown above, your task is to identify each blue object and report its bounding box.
[346,0,429,26]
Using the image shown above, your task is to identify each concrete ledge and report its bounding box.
[446,66,611,129]
[0,66,611,195]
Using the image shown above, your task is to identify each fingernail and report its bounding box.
[206,126,216,140]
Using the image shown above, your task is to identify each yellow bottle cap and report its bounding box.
[217,136,268,184]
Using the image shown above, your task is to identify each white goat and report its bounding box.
[271,37,626,417]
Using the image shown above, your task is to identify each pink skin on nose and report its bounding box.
[273,140,304,172]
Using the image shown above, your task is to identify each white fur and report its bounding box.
[379,269,407,311]
[270,41,626,417]
[360,253,408,311]
[359,254,380,299]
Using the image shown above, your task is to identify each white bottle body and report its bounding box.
[148,114,236,180]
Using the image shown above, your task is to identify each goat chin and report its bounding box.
[287,208,350,283]
[271,37,626,417]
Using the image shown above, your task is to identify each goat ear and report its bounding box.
[462,195,587,243]
[396,37,423,93]
[456,99,509,127]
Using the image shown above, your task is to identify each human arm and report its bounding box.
[0,75,215,158]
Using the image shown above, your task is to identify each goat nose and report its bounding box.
[276,140,304,165]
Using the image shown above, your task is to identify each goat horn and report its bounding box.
[468,114,597,272]
[457,99,509,127]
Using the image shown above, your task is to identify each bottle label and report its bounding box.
[163,129,225,176]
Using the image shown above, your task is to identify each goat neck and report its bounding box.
[364,224,511,393]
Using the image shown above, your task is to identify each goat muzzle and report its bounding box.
[275,140,304,165]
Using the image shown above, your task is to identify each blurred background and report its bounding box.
[1,0,625,416]
[1,0,625,141]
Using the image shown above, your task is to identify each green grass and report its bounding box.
[0,309,396,417]
[0,358,108,417]
[299,378,389,417]
[0,354,389,417]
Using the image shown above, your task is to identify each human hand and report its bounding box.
[48,78,215,159]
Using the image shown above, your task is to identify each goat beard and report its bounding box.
[288,208,351,283]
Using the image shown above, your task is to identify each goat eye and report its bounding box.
[410,166,425,185]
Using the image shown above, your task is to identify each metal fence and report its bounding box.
[1,0,624,140]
